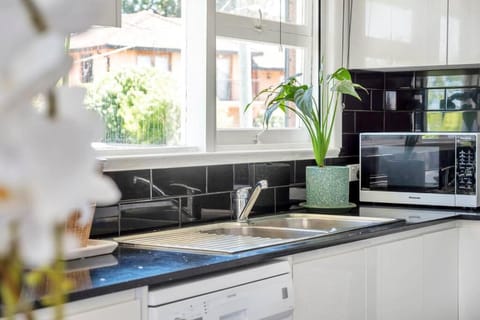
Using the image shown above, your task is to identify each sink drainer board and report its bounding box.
[115,224,325,254]
[114,214,401,254]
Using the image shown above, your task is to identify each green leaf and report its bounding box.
[294,87,314,121]
[331,67,352,81]
[335,80,362,100]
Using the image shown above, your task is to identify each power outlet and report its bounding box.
[346,164,359,182]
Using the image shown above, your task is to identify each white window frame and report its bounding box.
[214,0,318,148]
[92,0,335,169]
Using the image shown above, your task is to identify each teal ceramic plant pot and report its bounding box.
[306,166,350,208]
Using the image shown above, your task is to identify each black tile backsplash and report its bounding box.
[152,166,206,198]
[104,170,151,201]
[207,165,234,192]
[254,162,293,187]
[295,159,316,184]
[342,67,480,157]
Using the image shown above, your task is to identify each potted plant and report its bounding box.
[246,65,365,208]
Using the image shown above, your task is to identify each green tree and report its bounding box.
[85,68,181,145]
[122,0,181,17]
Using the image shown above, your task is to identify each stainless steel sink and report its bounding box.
[200,225,326,239]
[249,213,397,233]
[115,214,401,254]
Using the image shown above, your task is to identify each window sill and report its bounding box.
[101,146,341,171]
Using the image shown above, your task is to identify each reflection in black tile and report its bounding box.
[254,162,292,187]
[104,170,150,201]
[119,199,181,234]
[396,90,424,110]
[341,134,360,156]
[426,89,445,110]
[414,112,424,131]
[446,88,479,110]
[385,112,413,132]
[355,71,384,89]
[416,69,480,88]
[295,159,316,183]
[91,205,119,237]
[343,89,370,110]
[152,167,206,198]
[325,156,359,166]
[188,193,232,224]
[423,111,480,132]
[385,72,414,89]
[233,163,252,186]
[252,188,275,215]
[356,111,384,132]
[207,165,233,192]
[371,90,384,110]
[343,111,355,133]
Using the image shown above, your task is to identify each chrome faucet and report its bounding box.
[234,180,268,222]
[132,176,168,197]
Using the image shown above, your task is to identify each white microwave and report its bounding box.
[360,132,480,208]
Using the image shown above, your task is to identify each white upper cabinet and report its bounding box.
[349,0,448,69]
[448,0,480,65]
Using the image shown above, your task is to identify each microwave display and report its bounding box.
[361,134,457,194]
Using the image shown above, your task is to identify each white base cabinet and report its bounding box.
[293,248,366,320]
[459,221,480,320]
[293,224,458,320]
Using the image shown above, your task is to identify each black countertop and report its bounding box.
[64,205,480,302]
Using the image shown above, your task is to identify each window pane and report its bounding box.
[68,2,184,147]
[216,38,304,129]
[216,0,305,25]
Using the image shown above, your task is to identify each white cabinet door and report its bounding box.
[459,222,480,320]
[366,236,423,320]
[423,228,458,320]
[349,0,448,69]
[448,0,480,65]
[293,249,366,320]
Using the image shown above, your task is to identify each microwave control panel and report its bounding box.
[456,136,476,195]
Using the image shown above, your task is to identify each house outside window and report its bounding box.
[67,0,317,155]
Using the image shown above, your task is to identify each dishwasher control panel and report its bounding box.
[148,261,293,320]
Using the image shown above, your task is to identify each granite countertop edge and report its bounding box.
[62,213,480,303]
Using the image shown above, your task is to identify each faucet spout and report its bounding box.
[237,180,268,222]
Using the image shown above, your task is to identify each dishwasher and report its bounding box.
[148,260,294,320]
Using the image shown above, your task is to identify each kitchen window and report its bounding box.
[67,0,319,163]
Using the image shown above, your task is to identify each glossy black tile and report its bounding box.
[355,111,384,132]
[394,89,424,111]
[233,163,252,186]
[341,133,360,156]
[371,90,384,110]
[325,156,359,166]
[254,162,293,187]
[252,188,275,214]
[152,166,206,198]
[343,111,355,134]
[349,181,359,204]
[446,88,479,110]
[385,72,414,89]
[207,165,234,192]
[104,170,150,201]
[188,193,232,224]
[343,90,370,110]
[276,186,293,212]
[354,71,384,89]
[119,199,181,234]
[385,112,414,132]
[294,159,316,184]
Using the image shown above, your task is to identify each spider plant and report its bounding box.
[246,66,366,167]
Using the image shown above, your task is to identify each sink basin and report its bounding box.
[249,213,397,233]
[200,225,326,239]
[115,214,401,254]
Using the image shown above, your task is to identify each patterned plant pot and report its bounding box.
[306,166,350,207]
